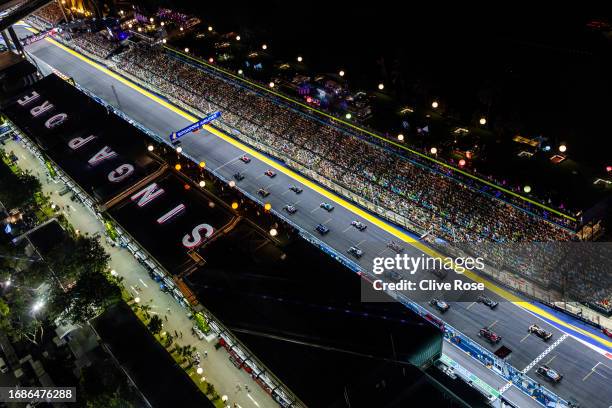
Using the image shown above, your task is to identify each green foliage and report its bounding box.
[147,314,163,335]
[0,161,41,210]
[194,312,211,334]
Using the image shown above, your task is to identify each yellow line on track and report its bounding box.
[29,28,610,348]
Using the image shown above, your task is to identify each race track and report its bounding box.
[12,30,612,408]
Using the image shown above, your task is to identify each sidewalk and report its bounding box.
[7,138,277,408]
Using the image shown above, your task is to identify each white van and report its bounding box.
[0,357,8,373]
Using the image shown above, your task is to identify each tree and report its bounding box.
[147,315,163,336]
[50,268,121,325]
[0,163,41,210]
[86,392,134,408]
[0,299,10,331]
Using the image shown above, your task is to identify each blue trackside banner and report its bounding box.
[170,111,222,141]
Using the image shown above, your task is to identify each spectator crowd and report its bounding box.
[63,33,610,311]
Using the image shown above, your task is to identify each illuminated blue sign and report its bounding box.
[170,111,222,141]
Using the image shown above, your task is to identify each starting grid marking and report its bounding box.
[521,334,568,374]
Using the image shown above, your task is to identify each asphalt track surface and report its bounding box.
[11,29,612,408]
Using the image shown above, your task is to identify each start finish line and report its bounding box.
[169,111,222,142]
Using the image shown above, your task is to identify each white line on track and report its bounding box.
[520,333,531,343]
[138,278,148,288]
[522,334,568,374]
[466,302,476,310]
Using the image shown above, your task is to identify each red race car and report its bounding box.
[479,327,502,344]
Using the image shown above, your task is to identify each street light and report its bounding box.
[432,101,439,109]
[339,70,345,77]
[199,180,206,188]
[180,27,184,31]
[196,367,203,375]
[160,21,164,27]
[559,144,567,153]
[297,56,303,62]
[229,180,236,188]
[184,47,189,53]
[149,17,154,23]
[269,228,278,237]
[524,185,532,193]
[262,44,268,50]
[397,134,404,141]
[479,117,487,125]
[147,144,154,151]
[32,300,44,313]
[110,269,118,276]
[345,113,352,120]
[430,147,438,155]
[176,146,183,153]
[162,39,167,44]
[269,82,275,88]
[175,164,182,171]
[378,83,384,90]
[238,69,243,75]
[199,161,206,169]
[458,159,466,167]
[231,202,238,210]
[264,203,272,211]
[236,35,241,41]
[134,297,140,303]
[209,57,214,63]
[208,26,213,31]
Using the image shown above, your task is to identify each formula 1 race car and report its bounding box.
[430,298,450,313]
[289,185,303,194]
[536,365,563,383]
[320,202,334,212]
[347,246,364,259]
[257,188,270,197]
[478,327,502,344]
[351,220,367,231]
[528,324,553,341]
[477,295,498,309]
[233,172,245,181]
[240,155,251,163]
[264,170,276,178]
[315,224,330,235]
[387,240,404,253]
[283,205,297,214]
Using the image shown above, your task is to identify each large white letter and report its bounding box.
[130,183,165,207]
[44,113,68,129]
[17,91,40,106]
[88,146,117,166]
[68,135,96,150]
[108,164,134,183]
[156,204,185,224]
[30,100,54,117]
[182,224,214,248]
